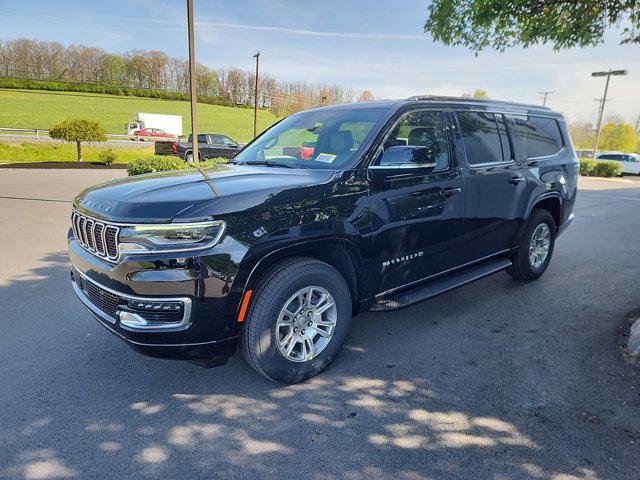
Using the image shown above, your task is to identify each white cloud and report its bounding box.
[196,21,425,40]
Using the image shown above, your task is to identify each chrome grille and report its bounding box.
[71,210,120,262]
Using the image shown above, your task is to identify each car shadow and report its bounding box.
[3,247,636,480]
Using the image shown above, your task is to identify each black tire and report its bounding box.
[185,152,195,163]
[507,209,556,281]
[241,257,352,384]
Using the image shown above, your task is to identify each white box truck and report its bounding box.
[125,113,183,137]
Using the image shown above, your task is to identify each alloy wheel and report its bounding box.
[275,286,337,362]
[529,223,551,268]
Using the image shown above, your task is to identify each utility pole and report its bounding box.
[635,113,640,134]
[539,91,553,106]
[591,68,628,157]
[321,95,328,107]
[253,51,260,138]
[187,0,198,163]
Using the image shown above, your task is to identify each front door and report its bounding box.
[209,135,237,159]
[369,110,466,294]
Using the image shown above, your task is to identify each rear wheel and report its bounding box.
[241,258,352,384]
[507,209,556,281]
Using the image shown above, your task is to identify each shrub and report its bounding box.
[127,155,185,176]
[579,158,597,176]
[199,157,228,168]
[579,158,623,178]
[592,160,622,177]
[127,155,229,176]
[98,149,117,166]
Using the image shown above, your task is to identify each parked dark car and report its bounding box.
[69,96,578,383]
[154,133,243,161]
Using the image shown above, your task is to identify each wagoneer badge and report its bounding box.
[382,251,424,268]
[76,196,112,212]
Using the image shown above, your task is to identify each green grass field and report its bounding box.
[0,141,153,164]
[0,89,279,142]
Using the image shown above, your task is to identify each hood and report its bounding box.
[73,164,335,223]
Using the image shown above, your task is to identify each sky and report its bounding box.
[1,0,639,124]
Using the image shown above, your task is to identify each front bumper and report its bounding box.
[68,231,244,363]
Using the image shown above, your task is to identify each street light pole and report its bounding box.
[253,51,260,138]
[187,0,198,163]
[591,68,628,157]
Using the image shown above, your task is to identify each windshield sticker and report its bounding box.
[315,153,337,163]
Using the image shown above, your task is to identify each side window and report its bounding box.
[209,134,224,144]
[221,136,236,146]
[381,111,450,171]
[458,112,507,165]
[512,115,564,158]
[197,134,207,144]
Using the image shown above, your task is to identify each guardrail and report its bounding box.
[0,127,180,143]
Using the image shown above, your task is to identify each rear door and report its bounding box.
[454,111,529,262]
[369,110,466,293]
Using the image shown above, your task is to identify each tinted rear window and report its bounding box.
[513,115,563,158]
[458,112,510,165]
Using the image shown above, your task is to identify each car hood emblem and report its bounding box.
[76,196,112,212]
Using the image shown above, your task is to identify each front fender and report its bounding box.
[223,234,367,333]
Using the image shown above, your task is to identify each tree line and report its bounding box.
[0,38,374,116]
[569,117,639,153]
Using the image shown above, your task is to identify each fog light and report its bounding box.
[126,299,182,312]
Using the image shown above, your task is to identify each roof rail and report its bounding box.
[406,95,466,102]
[406,95,552,110]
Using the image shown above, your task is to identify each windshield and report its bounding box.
[234,108,386,169]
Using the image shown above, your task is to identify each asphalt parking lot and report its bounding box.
[1,170,639,480]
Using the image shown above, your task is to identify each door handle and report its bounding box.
[439,187,462,198]
[508,176,525,185]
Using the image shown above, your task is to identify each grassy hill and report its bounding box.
[0,89,279,143]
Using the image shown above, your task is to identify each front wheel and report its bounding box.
[241,258,352,384]
[507,209,556,281]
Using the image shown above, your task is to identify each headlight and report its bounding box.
[118,221,226,255]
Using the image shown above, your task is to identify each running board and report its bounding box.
[371,257,512,312]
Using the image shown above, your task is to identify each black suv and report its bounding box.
[169,133,243,162]
[69,97,578,383]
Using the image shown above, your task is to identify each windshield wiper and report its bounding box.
[243,160,297,169]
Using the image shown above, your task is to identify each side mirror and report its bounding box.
[378,145,435,168]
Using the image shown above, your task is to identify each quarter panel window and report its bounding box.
[458,112,506,165]
[513,115,563,158]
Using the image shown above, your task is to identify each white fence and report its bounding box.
[0,127,180,143]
